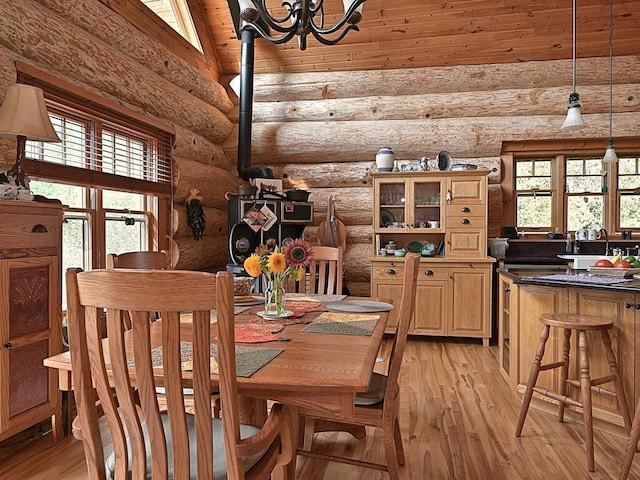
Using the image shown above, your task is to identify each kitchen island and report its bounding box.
[498,266,640,433]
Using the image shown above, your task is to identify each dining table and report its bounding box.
[44,294,391,448]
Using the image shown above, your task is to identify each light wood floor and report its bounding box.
[2,337,639,479]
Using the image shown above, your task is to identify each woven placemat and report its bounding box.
[302,312,379,336]
[179,306,251,324]
[140,342,283,378]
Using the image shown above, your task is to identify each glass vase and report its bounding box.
[264,275,286,317]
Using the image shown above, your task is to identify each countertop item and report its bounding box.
[499,266,640,292]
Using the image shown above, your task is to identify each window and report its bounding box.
[141,0,203,52]
[18,69,173,309]
[511,143,640,234]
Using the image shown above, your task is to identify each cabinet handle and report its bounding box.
[31,224,48,233]
[4,343,11,349]
[626,303,634,309]
[424,270,434,276]
[636,304,640,310]
[460,218,470,225]
[461,207,470,213]
[504,287,511,293]
[386,269,396,275]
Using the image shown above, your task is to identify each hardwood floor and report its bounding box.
[1,337,639,479]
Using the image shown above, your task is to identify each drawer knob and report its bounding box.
[386,269,396,275]
[461,218,470,225]
[4,343,11,349]
[31,224,48,233]
[424,270,434,276]
[461,207,470,213]
[626,303,634,309]
[504,287,511,293]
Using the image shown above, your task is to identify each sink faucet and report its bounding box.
[599,228,610,255]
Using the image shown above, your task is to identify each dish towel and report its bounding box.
[302,312,380,336]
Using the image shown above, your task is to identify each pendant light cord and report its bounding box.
[608,0,614,141]
[571,0,577,94]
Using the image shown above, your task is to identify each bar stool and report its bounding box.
[515,312,632,472]
[620,398,640,479]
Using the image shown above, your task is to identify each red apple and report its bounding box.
[594,259,614,268]
[614,260,632,269]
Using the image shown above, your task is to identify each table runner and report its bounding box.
[179,306,251,323]
[139,342,283,378]
[302,312,380,336]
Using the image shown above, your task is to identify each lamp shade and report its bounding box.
[0,84,60,142]
[602,144,618,163]
[561,104,587,132]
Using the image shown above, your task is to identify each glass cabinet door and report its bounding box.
[378,181,406,229]
[412,179,443,230]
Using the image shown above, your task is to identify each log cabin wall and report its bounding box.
[0,0,241,271]
[222,56,640,296]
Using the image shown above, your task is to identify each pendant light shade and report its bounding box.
[602,0,618,163]
[561,0,587,132]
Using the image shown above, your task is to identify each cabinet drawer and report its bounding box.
[446,230,486,257]
[446,214,486,229]
[372,262,405,280]
[0,213,62,249]
[446,204,485,217]
[417,266,449,282]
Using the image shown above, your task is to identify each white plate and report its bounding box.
[256,310,294,320]
[326,300,394,313]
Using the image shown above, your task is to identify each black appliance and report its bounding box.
[226,194,313,274]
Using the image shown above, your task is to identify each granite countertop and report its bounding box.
[498,266,640,292]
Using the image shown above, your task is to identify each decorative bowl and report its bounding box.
[233,276,254,296]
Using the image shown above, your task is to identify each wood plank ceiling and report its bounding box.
[199,0,640,76]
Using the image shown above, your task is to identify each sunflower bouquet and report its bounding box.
[243,239,314,316]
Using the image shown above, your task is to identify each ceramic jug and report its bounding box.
[376,147,395,172]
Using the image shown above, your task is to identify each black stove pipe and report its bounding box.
[237,28,274,180]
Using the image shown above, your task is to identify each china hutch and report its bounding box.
[370,171,495,345]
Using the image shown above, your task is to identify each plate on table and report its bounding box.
[234,295,264,306]
[327,300,395,313]
[256,310,294,320]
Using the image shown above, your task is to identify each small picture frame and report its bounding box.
[254,178,283,196]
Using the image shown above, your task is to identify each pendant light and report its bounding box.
[602,0,618,163]
[561,0,587,131]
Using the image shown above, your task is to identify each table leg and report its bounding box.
[238,396,267,427]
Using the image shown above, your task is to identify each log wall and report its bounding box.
[0,0,242,271]
[223,56,640,296]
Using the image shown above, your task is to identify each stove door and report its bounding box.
[228,223,260,265]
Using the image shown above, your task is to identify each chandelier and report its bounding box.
[560,0,587,131]
[237,0,367,50]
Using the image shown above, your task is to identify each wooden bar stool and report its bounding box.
[620,397,640,479]
[515,312,632,472]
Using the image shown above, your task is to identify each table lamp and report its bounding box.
[0,84,61,188]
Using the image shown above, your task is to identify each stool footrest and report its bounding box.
[539,361,566,371]
[565,378,618,397]
[533,386,583,408]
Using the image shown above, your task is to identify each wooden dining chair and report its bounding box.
[106,250,170,270]
[297,252,420,480]
[66,268,297,480]
[287,245,343,295]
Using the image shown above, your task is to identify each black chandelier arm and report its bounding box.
[310,24,360,46]
[242,22,299,45]
[247,0,295,32]
[309,0,366,35]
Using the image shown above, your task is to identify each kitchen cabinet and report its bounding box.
[498,272,638,429]
[372,260,492,344]
[371,171,494,344]
[0,200,63,441]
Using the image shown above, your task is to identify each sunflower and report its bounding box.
[282,238,314,268]
[267,251,287,274]
[243,254,263,277]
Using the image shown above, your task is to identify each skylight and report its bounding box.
[141,0,203,53]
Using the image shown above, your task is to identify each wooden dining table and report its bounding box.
[44,295,389,439]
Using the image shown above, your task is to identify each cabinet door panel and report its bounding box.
[447,177,486,204]
[9,340,50,417]
[9,265,50,337]
[446,230,485,257]
[448,268,489,337]
[516,285,568,392]
[413,282,446,335]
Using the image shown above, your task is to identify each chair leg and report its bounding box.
[383,417,401,480]
[393,417,405,465]
[558,328,572,422]
[302,418,315,451]
[516,325,550,437]
[578,331,595,472]
[620,400,640,480]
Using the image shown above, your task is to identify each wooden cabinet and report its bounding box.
[498,275,516,387]
[372,260,492,344]
[0,200,63,441]
[371,171,493,344]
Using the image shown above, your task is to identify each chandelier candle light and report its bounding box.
[244,239,314,317]
[237,0,367,50]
